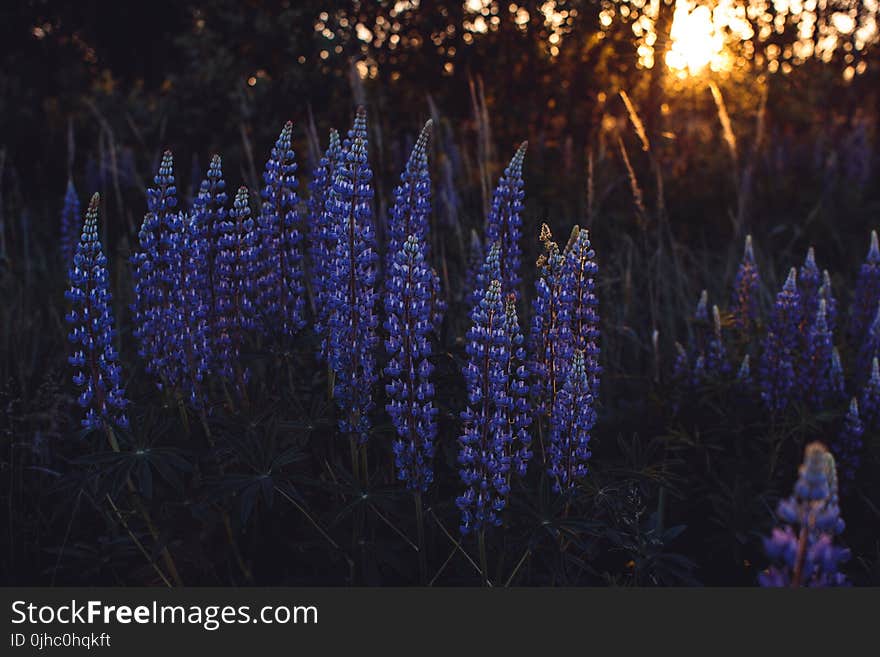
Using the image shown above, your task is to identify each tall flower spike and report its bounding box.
[484,143,527,296]
[385,120,444,331]
[65,194,129,431]
[191,154,228,354]
[799,246,821,331]
[859,357,880,431]
[849,229,880,344]
[457,278,512,534]
[383,234,437,492]
[829,347,846,403]
[760,442,849,587]
[731,234,760,333]
[529,224,573,419]
[308,129,342,359]
[858,304,880,383]
[327,109,380,444]
[132,150,181,389]
[819,270,837,334]
[60,179,82,265]
[215,187,260,388]
[547,349,595,493]
[706,304,729,376]
[257,121,306,340]
[759,268,800,411]
[503,293,532,477]
[803,299,834,410]
[564,227,601,396]
[832,398,864,484]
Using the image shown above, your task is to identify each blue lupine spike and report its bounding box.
[547,349,594,493]
[858,304,880,383]
[859,357,880,431]
[706,305,729,376]
[132,150,182,390]
[484,143,527,296]
[503,292,532,478]
[65,193,129,431]
[759,268,801,411]
[457,279,513,534]
[473,242,502,309]
[383,234,437,492]
[819,270,837,334]
[760,442,849,587]
[309,129,343,359]
[215,187,260,389]
[257,121,306,340]
[832,398,864,484]
[737,354,751,385]
[829,347,846,403]
[60,179,82,265]
[192,154,228,353]
[564,227,601,397]
[799,246,821,330]
[326,110,379,444]
[672,341,689,383]
[385,120,444,332]
[731,234,760,332]
[849,229,880,344]
[803,299,834,410]
[529,224,573,419]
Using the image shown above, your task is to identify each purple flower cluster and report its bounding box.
[760,442,849,587]
[849,229,880,344]
[832,398,864,483]
[257,121,306,341]
[384,235,437,492]
[326,108,380,444]
[731,235,760,333]
[547,349,595,493]
[484,143,527,297]
[65,194,129,431]
[759,268,801,411]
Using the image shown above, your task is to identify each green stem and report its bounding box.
[478,530,489,588]
[414,492,427,585]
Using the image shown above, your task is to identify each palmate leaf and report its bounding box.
[72,447,192,499]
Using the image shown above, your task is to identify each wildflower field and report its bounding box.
[1,1,879,588]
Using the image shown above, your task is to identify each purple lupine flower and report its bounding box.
[760,442,849,587]
[859,357,880,431]
[731,234,760,333]
[463,228,483,306]
[457,278,511,534]
[819,270,837,334]
[672,341,689,383]
[191,154,229,353]
[383,234,437,492]
[799,246,821,331]
[484,143,527,296]
[326,108,380,444]
[257,121,306,340]
[60,179,82,265]
[65,194,129,431]
[759,268,800,411]
[308,129,342,358]
[385,120,444,333]
[830,347,847,403]
[169,209,211,408]
[564,227,601,397]
[858,305,880,383]
[706,304,729,376]
[215,187,260,389]
[529,224,573,420]
[503,293,532,477]
[849,229,880,344]
[547,349,595,493]
[737,354,751,386]
[132,150,181,390]
[803,299,834,410]
[832,398,864,484]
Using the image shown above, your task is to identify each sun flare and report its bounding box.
[665,3,726,76]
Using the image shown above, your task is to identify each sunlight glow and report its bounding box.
[665,3,726,76]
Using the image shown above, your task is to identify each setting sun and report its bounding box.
[665,3,726,76]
